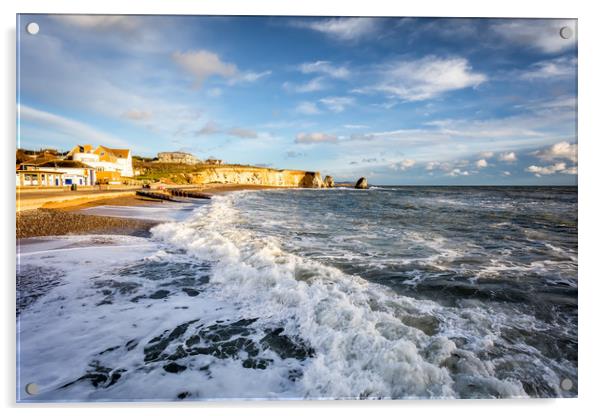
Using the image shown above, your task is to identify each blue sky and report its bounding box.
[17,15,577,185]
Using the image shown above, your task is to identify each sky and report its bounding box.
[17,15,577,185]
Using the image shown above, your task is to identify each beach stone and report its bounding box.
[355,177,368,189]
[149,290,170,299]
[324,175,335,188]
[163,362,187,374]
[182,288,200,297]
[260,328,315,360]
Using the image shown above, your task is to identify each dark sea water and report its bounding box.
[17,186,577,401]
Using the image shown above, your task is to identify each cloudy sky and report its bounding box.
[17,15,577,185]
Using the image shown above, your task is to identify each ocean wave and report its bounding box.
[150,193,535,399]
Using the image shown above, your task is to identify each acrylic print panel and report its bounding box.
[16,14,578,402]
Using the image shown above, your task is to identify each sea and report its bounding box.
[16,186,578,401]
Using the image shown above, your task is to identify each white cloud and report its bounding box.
[295,101,321,115]
[283,77,327,93]
[502,171,512,176]
[230,70,272,84]
[479,151,494,159]
[475,159,488,168]
[447,168,470,177]
[194,121,259,139]
[533,141,577,163]
[319,96,355,113]
[195,121,220,136]
[344,124,369,129]
[425,161,440,171]
[519,57,577,81]
[227,127,258,139]
[121,109,152,121]
[491,19,577,54]
[286,151,305,158]
[390,159,416,171]
[295,132,338,144]
[374,56,487,101]
[294,18,380,41]
[299,61,350,79]
[52,15,141,32]
[173,50,238,88]
[526,162,576,176]
[424,160,472,176]
[498,151,517,162]
[20,105,128,148]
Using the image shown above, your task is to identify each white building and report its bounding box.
[16,169,65,187]
[17,160,95,186]
[67,144,134,182]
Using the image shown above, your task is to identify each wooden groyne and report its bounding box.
[135,190,175,201]
[168,189,212,199]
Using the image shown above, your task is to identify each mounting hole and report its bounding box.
[560,378,573,391]
[559,26,573,40]
[26,22,40,35]
[25,383,39,395]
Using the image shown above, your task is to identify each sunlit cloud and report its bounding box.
[532,141,577,163]
[475,159,488,168]
[498,152,517,162]
[173,50,238,88]
[319,96,355,113]
[295,101,321,115]
[299,61,350,79]
[292,17,381,41]
[295,132,338,144]
[362,56,487,101]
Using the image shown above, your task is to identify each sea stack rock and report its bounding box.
[324,175,335,188]
[355,177,368,189]
[300,172,324,188]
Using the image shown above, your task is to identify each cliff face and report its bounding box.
[168,166,324,188]
[157,152,200,165]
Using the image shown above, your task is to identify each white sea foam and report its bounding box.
[17,235,309,401]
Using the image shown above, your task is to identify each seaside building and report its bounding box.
[157,151,201,165]
[204,158,223,165]
[16,168,65,187]
[16,160,95,186]
[66,144,134,183]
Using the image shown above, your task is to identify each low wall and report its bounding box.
[16,190,137,212]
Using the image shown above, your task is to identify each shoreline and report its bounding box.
[16,184,276,239]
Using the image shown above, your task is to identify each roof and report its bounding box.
[34,160,92,169]
[95,145,130,159]
[78,144,94,153]
[66,144,94,157]
[17,169,65,174]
